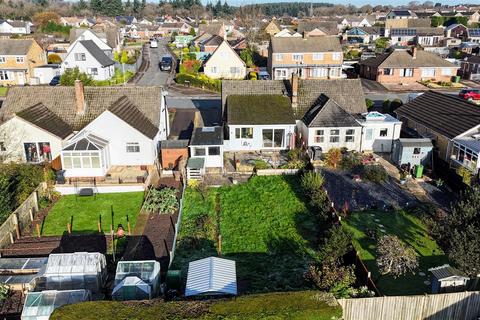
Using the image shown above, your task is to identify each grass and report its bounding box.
[94,69,135,86]
[0,87,7,97]
[41,192,144,236]
[51,291,342,320]
[342,210,449,295]
[172,175,321,293]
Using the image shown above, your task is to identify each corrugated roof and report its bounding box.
[270,36,341,53]
[185,257,237,297]
[16,103,73,139]
[227,94,295,125]
[429,264,468,280]
[79,40,115,67]
[0,39,33,55]
[360,49,456,68]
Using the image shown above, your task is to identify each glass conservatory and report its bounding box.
[112,260,160,301]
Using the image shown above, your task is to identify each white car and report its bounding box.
[150,40,158,48]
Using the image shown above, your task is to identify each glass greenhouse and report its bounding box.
[21,289,91,320]
[112,260,160,301]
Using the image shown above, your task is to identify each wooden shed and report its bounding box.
[429,264,470,294]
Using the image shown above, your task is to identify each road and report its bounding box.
[136,38,173,87]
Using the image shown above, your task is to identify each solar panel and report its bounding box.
[469,28,480,37]
[391,28,417,36]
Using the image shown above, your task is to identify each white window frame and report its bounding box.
[15,56,24,63]
[441,68,453,76]
[211,66,217,73]
[74,53,86,61]
[332,52,341,60]
[313,53,324,61]
[0,56,5,63]
[292,53,304,62]
[274,68,288,79]
[330,129,340,143]
[230,67,240,74]
[126,142,140,153]
[0,70,10,80]
[312,67,328,78]
[345,129,355,143]
[399,68,413,77]
[262,128,285,148]
[275,53,284,61]
[421,68,435,77]
[235,127,253,139]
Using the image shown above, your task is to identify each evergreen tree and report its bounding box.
[141,0,146,10]
[90,0,103,13]
[125,0,132,11]
[78,0,88,10]
[133,0,140,13]
[213,0,222,16]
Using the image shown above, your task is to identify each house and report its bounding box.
[429,264,470,294]
[268,35,343,80]
[345,27,380,44]
[200,35,224,53]
[62,40,115,81]
[392,138,433,167]
[359,48,458,85]
[0,39,46,86]
[0,83,169,179]
[274,29,301,38]
[0,20,31,34]
[69,29,113,57]
[459,55,480,80]
[468,28,480,43]
[338,16,374,29]
[138,19,153,26]
[224,94,296,151]
[385,11,430,37]
[203,40,246,80]
[187,127,223,179]
[395,91,480,175]
[174,35,194,48]
[389,28,444,46]
[198,23,225,38]
[445,24,468,40]
[264,20,281,36]
[386,10,418,20]
[115,16,137,25]
[159,22,192,35]
[296,21,338,37]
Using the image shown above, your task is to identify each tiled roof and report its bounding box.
[407,19,431,28]
[360,49,456,68]
[302,94,361,128]
[15,103,73,139]
[296,21,338,35]
[202,35,224,46]
[79,40,114,67]
[270,36,341,53]
[395,91,480,139]
[0,39,33,55]
[1,86,161,132]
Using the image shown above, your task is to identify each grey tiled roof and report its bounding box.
[0,39,33,55]
[16,103,73,139]
[296,21,338,35]
[270,36,341,53]
[302,94,360,128]
[109,96,158,139]
[79,40,115,67]
[1,86,162,132]
[190,127,223,145]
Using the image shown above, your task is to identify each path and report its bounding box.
[136,38,173,86]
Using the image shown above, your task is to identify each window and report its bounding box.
[208,147,220,156]
[421,68,435,77]
[330,129,340,143]
[441,68,452,76]
[329,68,341,78]
[63,152,101,169]
[312,68,328,78]
[384,68,393,75]
[365,128,373,141]
[210,66,217,73]
[230,67,240,74]
[0,70,9,80]
[126,142,140,153]
[274,69,288,79]
[313,53,324,60]
[194,147,205,156]
[275,53,283,61]
[413,147,421,154]
[314,129,324,143]
[345,129,355,142]
[24,142,51,163]
[15,56,24,63]
[0,56,5,63]
[74,53,86,61]
[235,127,253,139]
[292,53,303,62]
[399,68,413,77]
[0,142,5,152]
[332,52,341,60]
[380,128,388,137]
[262,129,284,148]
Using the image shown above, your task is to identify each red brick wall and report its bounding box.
[160,148,188,170]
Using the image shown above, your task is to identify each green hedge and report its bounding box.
[51,291,342,320]
[175,73,221,92]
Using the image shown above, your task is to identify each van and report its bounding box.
[150,40,158,48]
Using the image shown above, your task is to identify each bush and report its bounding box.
[362,165,387,183]
[301,171,324,196]
[382,99,391,113]
[389,98,403,112]
[340,152,362,171]
[47,53,62,64]
[324,148,342,169]
[282,149,306,169]
[253,159,270,170]
[249,71,257,80]
[365,98,374,110]
[60,67,94,86]
[175,73,221,92]
[143,187,178,214]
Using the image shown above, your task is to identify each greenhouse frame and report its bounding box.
[21,289,91,320]
[112,260,160,301]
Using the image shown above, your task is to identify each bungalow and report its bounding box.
[345,27,380,44]
[0,20,31,34]
[359,47,458,85]
[296,21,338,37]
[158,22,191,35]
[203,40,246,80]
[445,24,468,40]
[459,55,480,80]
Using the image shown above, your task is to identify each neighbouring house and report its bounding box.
[0,19,31,34]
[203,40,246,80]
[116,16,137,25]
[345,27,380,44]
[200,35,224,53]
[69,29,114,57]
[389,27,444,46]
[429,264,470,294]
[296,21,338,37]
[359,47,458,85]
[386,10,418,21]
[338,16,374,29]
[264,20,281,36]
[158,22,192,35]
[0,39,46,86]
[459,55,480,80]
[468,28,480,43]
[60,17,94,27]
[385,11,430,37]
[61,40,115,81]
[225,94,296,151]
[268,35,343,80]
[0,82,169,178]
[392,138,433,167]
[198,23,226,38]
[445,24,468,40]
[395,91,480,175]
[187,126,224,179]
[274,29,301,38]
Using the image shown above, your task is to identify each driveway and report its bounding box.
[136,38,173,86]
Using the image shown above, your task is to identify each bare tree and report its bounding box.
[376,235,419,278]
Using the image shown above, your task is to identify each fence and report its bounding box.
[0,183,46,250]
[256,169,300,176]
[338,291,480,320]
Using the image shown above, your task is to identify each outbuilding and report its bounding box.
[185,257,237,297]
[429,264,470,294]
[392,138,433,167]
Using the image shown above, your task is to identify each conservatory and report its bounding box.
[61,132,110,178]
[112,260,160,301]
[21,289,91,320]
[38,252,107,294]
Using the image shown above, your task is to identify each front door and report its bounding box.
[16,72,25,85]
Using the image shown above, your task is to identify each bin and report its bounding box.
[452,75,461,83]
[166,270,182,290]
[414,164,424,178]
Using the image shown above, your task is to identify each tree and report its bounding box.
[374,37,389,50]
[47,53,62,64]
[376,235,419,278]
[325,148,342,169]
[240,48,254,67]
[32,11,60,28]
[133,0,140,13]
[77,0,88,11]
[365,98,374,110]
[189,27,196,36]
[59,67,94,86]
[320,225,353,262]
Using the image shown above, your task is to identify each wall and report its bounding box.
[62,42,114,81]
[338,291,480,320]
[361,122,402,153]
[306,126,362,152]
[204,42,246,80]
[189,145,224,168]
[375,67,458,84]
[160,148,188,169]
[227,124,295,151]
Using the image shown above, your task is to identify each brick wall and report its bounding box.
[160,148,188,170]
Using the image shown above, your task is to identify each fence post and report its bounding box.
[36,224,41,238]
[29,209,34,222]
[9,233,14,244]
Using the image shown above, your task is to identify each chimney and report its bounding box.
[411,47,417,59]
[74,80,86,114]
[291,73,299,111]
[303,31,308,39]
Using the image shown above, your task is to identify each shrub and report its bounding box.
[282,149,306,169]
[60,67,94,86]
[382,99,391,113]
[47,53,62,64]
[324,148,342,169]
[253,159,270,170]
[143,187,178,214]
[365,98,374,110]
[0,284,9,302]
[340,152,362,171]
[301,171,324,195]
[175,73,221,92]
[362,165,388,183]
[389,99,403,112]
[249,72,257,80]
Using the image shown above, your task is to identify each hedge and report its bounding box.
[51,291,342,320]
[175,73,221,92]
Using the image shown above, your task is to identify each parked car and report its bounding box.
[258,70,270,80]
[150,39,158,48]
[160,56,173,71]
[459,88,480,101]
[49,75,60,86]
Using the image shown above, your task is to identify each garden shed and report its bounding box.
[112,260,161,301]
[185,257,237,297]
[21,289,91,320]
[38,252,107,294]
[392,138,433,167]
[429,264,470,294]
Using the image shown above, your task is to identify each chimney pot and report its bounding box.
[75,80,86,115]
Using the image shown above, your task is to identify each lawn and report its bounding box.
[342,210,449,295]
[0,87,7,97]
[41,192,144,236]
[172,175,321,293]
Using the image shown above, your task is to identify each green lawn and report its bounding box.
[0,87,7,97]
[172,175,321,293]
[41,192,144,235]
[342,210,449,295]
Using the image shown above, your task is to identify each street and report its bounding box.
[136,38,173,87]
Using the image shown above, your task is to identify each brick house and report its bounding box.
[359,47,458,85]
[459,55,480,80]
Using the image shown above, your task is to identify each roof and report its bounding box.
[78,40,115,67]
[0,39,33,55]
[469,28,480,37]
[270,36,341,53]
[198,23,224,36]
[185,257,237,297]
[227,94,295,125]
[108,96,158,139]
[466,55,480,64]
[360,49,456,68]
[389,10,417,17]
[429,264,468,280]
[296,21,338,35]
[202,34,224,47]
[4,20,27,28]
[187,157,204,169]
[190,126,223,146]
[398,138,433,148]
[396,91,480,139]
[302,94,361,128]
[15,103,73,139]
[63,132,109,151]
[407,19,431,28]
[445,23,466,31]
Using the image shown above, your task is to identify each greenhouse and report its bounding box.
[112,260,160,301]
[21,289,91,320]
[38,252,107,294]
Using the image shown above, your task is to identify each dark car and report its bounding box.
[160,56,173,72]
[459,88,480,101]
[49,75,60,86]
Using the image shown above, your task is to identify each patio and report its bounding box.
[224,151,290,173]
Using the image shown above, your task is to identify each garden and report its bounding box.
[0,87,7,97]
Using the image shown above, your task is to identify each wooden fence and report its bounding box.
[338,291,480,320]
